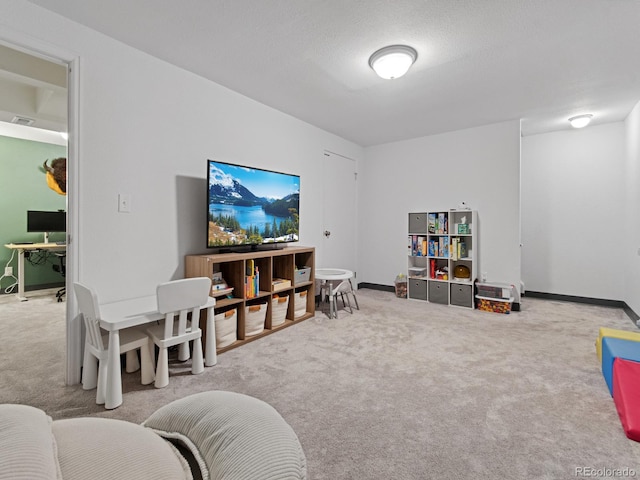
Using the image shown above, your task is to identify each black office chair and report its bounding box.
[52,252,66,302]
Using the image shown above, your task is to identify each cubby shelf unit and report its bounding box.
[185,246,315,353]
[407,210,478,308]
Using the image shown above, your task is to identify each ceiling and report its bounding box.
[15,0,640,146]
[0,44,67,133]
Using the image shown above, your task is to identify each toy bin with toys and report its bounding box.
[475,281,514,314]
[395,274,408,298]
[476,295,514,314]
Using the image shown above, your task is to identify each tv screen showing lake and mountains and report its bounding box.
[207,160,300,247]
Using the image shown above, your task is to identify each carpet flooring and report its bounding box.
[1,288,639,479]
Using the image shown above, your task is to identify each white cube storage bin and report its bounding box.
[245,303,266,337]
[271,295,289,327]
[214,309,237,348]
[294,290,308,319]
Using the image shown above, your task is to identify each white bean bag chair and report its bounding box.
[0,391,306,480]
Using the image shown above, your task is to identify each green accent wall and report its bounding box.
[0,135,67,292]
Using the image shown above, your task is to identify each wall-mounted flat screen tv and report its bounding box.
[207,160,300,249]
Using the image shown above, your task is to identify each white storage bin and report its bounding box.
[293,267,311,285]
[476,282,514,301]
[245,303,266,336]
[271,295,289,327]
[214,309,237,348]
[294,290,308,318]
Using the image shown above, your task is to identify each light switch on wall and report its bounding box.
[118,193,131,213]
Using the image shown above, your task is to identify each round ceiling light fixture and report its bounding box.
[568,114,593,129]
[369,45,418,80]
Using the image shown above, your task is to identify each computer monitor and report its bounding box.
[27,210,66,243]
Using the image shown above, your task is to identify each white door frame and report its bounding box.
[0,29,82,385]
[321,150,358,278]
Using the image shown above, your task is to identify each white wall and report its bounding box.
[5,1,636,314]
[624,101,640,314]
[521,123,626,300]
[1,1,363,303]
[359,121,522,295]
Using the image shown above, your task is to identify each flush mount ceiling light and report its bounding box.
[568,114,593,129]
[369,45,418,79]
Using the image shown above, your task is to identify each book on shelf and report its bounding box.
[245,275,259,298]
[417,235,426,256]
[459,241,467,258]
[438,213,447,234]
[440,236,449,257]
[246,259,255,276]
[410,235,427,256]
[272,278,292,291]
[428,213,436,233]
[211,286,234,297]
[245,263,259,298]
[211,272,231,295]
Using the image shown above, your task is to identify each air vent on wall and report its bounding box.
[11,115,35,126]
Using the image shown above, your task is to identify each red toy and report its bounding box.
[613,357,640,442]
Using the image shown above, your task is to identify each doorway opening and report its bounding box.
[0,37,80,385]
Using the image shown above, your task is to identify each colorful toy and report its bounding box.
[613,357,640,442]
[596,327,640,362]
[476,297,512,314]
[601,337,640,395]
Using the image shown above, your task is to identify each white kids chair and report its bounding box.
[147,277,211,388]
[73,282,155,405]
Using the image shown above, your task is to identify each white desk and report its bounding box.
[3,243,66,301]
[315,268,354,318]
[99,295,216,409]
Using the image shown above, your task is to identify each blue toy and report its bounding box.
[601,337,640,395]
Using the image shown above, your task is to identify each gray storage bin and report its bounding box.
[450,283,473,308]
[293,267,311,285]
[408,213,428,234]
[408,279,427,300]
[428,281,448,304]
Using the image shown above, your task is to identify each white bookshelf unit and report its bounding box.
[407,210,478,308]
